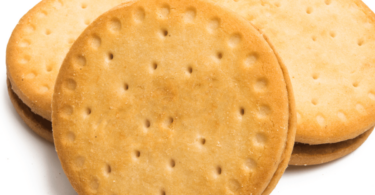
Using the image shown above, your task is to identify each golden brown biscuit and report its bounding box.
[52,0,296,194]
[6,0,131,121]
[261,38,296,195]
[7,79,53,143]
[213,0,375,144]
[290,128,373,166]
[10,0,374,149]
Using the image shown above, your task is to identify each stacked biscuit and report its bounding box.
[5,0,375,194]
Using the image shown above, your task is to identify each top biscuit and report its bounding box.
[52,0,294,194]
[7,0,130,120]
[215,0,375,144]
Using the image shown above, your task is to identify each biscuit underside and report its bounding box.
[214,0,375,144]
[53,0,293,194]
[290,128,373,166]
[7,79,53,143]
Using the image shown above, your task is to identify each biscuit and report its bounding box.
[52,0,296,194]
[261,41,296,195]
[6,0,131,122]
[7,79,53,143]
[213,0,375,145]
[290,128,373,166]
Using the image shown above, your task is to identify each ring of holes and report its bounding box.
[67,8,275,191]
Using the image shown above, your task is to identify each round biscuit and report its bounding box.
[6,0,132,121]
[52,0,295,194]
[214,0,375,144]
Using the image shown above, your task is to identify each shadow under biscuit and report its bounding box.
[7,79,53,143]
[289,128,373,166]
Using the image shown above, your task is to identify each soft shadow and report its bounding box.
[285,151,356,175]
[4,87,77,194]
[285,163,331,175]
[45,150,78,195]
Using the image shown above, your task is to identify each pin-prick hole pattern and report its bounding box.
[217,166,222,175]
[52,1,290,194]
[85,108,92,116]
[170,159,176,168]
[152,62,158,70]
[145,120,151,128]
[108,53,114,61]
[135,151,141,158]
[159,29,169,37]
[187,66,193,74]
[124,83,129,91]
[200,138,206,145]
[240,107,245,116]
[105,164,112,175]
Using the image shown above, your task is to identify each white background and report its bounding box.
[1,0,374,194]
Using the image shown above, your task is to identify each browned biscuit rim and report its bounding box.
[7,79,53,143]
[289,128,373,166]
[261,33,297,195]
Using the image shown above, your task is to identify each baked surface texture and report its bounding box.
[290,128,373,166]
[6,0,130,121]
[214,0,375,144]
[52,0,295,194]
[7,79,53,142]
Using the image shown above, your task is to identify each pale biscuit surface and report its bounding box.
[53,0,293,194]
[214,0,375,144]
[7,0,129,120]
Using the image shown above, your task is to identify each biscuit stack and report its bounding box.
[5,0,375,194]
